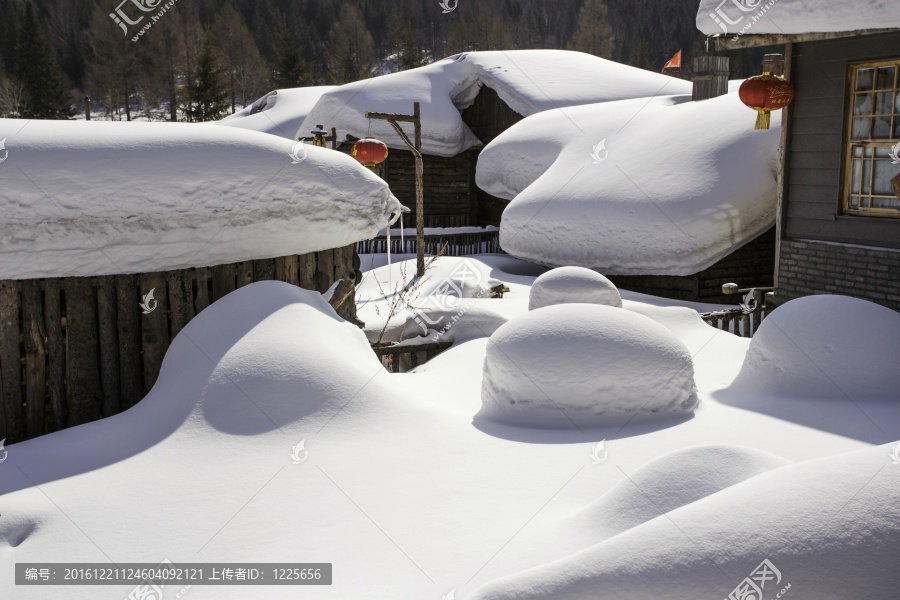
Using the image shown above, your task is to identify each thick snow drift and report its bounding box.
[557,445,789,546]
[0,119,401,279]
[297,50,692,157]
[528,266,622,310]
[731,295,900,401]
[481,87,780,275]
[219,86,337,139]
[697,0,900,36]
[469,443,900,600]
[480,304,698,427]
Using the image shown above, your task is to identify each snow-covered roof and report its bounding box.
[0,119,401,280]
[477,83,781,275]
[297,50,693,157]
[696,0,900,37]
[218,86,337,139]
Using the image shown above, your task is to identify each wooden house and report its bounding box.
[698,4,900,311]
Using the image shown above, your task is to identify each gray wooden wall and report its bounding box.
[783,32,900,248]
[0,246,360,444]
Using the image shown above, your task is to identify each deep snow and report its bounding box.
[696,0,900,36]
[296,50,692,157]
[1,255,898,600]
[478,85,781,275]
[0,119,401,279]
[218,86,338,139]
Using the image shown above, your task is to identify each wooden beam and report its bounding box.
[714,28,900,50]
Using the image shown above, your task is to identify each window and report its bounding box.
[843,59,900,217]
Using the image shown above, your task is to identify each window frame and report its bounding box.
[841,58,900,218]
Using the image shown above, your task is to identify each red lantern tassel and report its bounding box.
[755,109,771,130]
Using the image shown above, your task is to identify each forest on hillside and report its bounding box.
[0,0,774,122]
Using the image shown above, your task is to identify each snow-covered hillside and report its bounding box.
[0,119,402,279]
[297,50,692,157]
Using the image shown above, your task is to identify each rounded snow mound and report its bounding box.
[571,445,789,542]
[479,304,698,427]
[731,295,900,400]
[469,443,900,600]
[528,266,622,310]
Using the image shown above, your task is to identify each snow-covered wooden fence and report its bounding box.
[0,246,360,444]
[372,341,454,373]
[699,304,771,337]
[356,229,503,257]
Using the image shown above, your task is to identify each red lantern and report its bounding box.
[351,138,389,169]
[739,73,795,130]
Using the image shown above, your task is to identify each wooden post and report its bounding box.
[21,281,46,438]
[115,274,143,410]
[773,42,793,300]
[97,276,121,417]
[364,102,425,277]
[0,281,22,441]
[64,278,102,426]
[43,279,67,430]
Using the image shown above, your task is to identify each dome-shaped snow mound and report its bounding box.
[479,304,698,427]
[528,266,622,310]
[731,295,900,401]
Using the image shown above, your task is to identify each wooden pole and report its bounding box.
[364,102,426,277]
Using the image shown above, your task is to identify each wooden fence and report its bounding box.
[699,304,771,337]
[372,341,454,373]
[0,245,360,444]
[356,230,502,257]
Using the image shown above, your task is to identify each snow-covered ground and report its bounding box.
[478,83,781,275]
[3,254,897,599]
[0,119,401,279]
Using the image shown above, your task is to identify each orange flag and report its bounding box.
[661,50,682,73]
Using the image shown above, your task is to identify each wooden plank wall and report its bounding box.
[0,245,360,444]
[784,32,900,248]
[609,228,776,304]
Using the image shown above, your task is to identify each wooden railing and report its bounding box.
[699,305,771,338]
[357,230,502,257]
[372,341,453,373]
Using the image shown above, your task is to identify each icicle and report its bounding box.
[387,220,392,291]
[399,212,405,257]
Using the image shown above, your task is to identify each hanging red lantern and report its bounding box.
[351,138,389,170]
[739,72,795,130]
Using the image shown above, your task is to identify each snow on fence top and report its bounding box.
[696,0,900,36]
[478,85,781,276]
[218,86,338,139]
[0,119,402,280]
[296,50,693,157]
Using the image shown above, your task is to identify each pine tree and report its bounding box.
[270,23,311,89]
[324,5,376,83]
[15,0,73,119]
[568,0,615,59]
[396,24,424,71]
[185,31,229,122]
